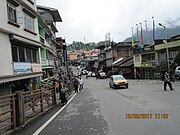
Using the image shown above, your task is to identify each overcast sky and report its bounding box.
[36,0,180,44]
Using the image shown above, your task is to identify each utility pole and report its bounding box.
[159,23,170,72]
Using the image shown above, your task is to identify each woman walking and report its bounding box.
[59,80,68,105]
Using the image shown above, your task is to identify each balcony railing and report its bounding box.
[48,59,54,66]
[41,58,48,66]
[141,61,156,67]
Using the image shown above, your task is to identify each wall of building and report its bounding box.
[0,0,39,42]
[0,32,13,76]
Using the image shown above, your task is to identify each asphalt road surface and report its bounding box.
[15,77,180,135]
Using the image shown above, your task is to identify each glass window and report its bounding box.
[12,46,18,62]
[7,2,17,23]
[24,13,35,32]
[32,49,37,63]
[26,48,32,62]
[19,46,25,62]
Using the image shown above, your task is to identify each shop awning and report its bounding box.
[119,59,134,67]
[0,72,43,83]
[112,58,123,65]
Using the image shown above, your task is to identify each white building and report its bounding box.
[0,0,42,95]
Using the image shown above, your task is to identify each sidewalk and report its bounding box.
[12,90,76,135]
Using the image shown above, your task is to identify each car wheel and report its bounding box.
[109,83,111,88]
[126,85,128,89]
[113,85,116,89]
[176,75,180,80]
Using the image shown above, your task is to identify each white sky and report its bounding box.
[36,0,180,44]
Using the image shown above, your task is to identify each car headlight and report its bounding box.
[114,82,119,85]
[124,82,128,84]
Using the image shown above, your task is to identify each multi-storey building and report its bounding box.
[133,36,180,79]
[37,5,62,80]
[0,0,42,95]
[133,44,156,79]
[97,42,106,70]
[155,35,180,77]
[112,42,134,78]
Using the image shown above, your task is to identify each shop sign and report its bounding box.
[13,62,32,74]
[31,64,42,72]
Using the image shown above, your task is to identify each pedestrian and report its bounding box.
[164,71,174,91]
[59,80,68,105]
[79,77,84,91]
[136,72,140,80]
[74,76,79,93]
[95,72,98,80]
[53,79,59,94]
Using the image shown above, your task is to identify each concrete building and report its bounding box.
[0,0,42,95]
[37,5,62,79]
[133,36,180,79]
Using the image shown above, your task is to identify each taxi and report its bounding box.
[109,75,128,89]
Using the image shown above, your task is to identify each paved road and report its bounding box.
[15,77,180,135]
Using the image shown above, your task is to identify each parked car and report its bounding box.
[175,66,180,80]
[91,72,96,77]
[109,75,128,89]
[81,69,88,75]
[86,71,96,77]
[87,71,92,77]
[98,72,107,79]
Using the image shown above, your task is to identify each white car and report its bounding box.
[87,71,92,77]
[175,66,180,80]
[91,72,96,77]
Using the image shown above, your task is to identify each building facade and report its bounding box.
[37,5,62,80]
[0,0,42,94]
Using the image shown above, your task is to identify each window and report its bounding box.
[26,48,32,62]
[19,46,25,62]
[12,46,18,62]
[7,2,17,23]
[158,53,166,61]
[24,13,35,32]
[11,45,38,63]
[32,49,37,63]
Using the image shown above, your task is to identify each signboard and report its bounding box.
[133,54,142,67]
[13,62,32,74]
[32,64,42,72]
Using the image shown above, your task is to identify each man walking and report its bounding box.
[164,71,174,91]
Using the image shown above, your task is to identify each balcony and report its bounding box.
[41,58,47,66]
[48,59,54,66]
[141,61,156,67]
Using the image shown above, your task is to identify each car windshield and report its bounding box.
[113,76,125,80]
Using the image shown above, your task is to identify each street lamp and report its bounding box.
[159,23,170,72]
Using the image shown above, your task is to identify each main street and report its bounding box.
[15,77,180,135]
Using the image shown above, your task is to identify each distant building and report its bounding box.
[67,51,80,61]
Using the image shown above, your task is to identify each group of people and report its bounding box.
[53,79,68,105]
[73,76,84,93]
[53,75,85,105]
